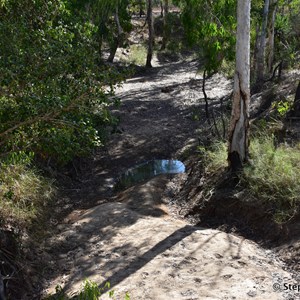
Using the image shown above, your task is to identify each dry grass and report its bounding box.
[0,163,55,227]
[203,134,300,223]
[120,44,148,66]
[244,136,300,222]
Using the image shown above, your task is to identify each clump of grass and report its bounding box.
[46,280,131,300]
[243,136,300,222]
[0,163,55,227]
[203,135,300,223]
[203,142,227,173]
[122,44,147,66]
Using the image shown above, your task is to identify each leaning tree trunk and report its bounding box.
[146,0,154,67]
[228,0,251,172]
[255,0,270,89]
[161,0,169,50]
[108,5,124,63]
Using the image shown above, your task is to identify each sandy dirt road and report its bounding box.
[41,59,296,300]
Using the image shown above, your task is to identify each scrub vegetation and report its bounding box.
[0,0,300,299]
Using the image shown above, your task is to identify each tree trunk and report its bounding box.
[202,69,211,125]
[266,0,277,73]
[98,34,103,61]
[107,5,124,63]
[160,1,164,17]
[228,0,251,172]
[291,81,300,117]
[146,0,154,67]
[0,271,6,300]
[107,41,118,63]
[98,21,106,62]
[255,0,270,89]
[252,24,260,82]
[161,0,169,50]
[139,0,144,17]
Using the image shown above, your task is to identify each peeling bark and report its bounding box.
[228,0,251,172]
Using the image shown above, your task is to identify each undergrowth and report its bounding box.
[203,134,300,223]
[121,44,148,66]
[46,280,130,300]
[0,161,55,228]
[244,136,300,222]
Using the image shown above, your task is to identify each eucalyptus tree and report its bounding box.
[274,0,300,67]
[107,5,123,62]
[255,0,270,88]
[228,0,251,171]
[252,0,300,87]
[146,0,154,67]
[72,0,131,63]
[266,0,278,72]
[106,0,131,62]
[179,0,236,121]
[161,0,169,50]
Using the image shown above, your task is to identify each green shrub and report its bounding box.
[0,0,124,166]
[202,142,227,173]
[272,99,292,117]
[243,136,300,222]
[203,135,300,223]
[46,280,130,300]
[78,280,102,300]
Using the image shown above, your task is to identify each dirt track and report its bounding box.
[40,58,296,300]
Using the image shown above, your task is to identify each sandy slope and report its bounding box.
[45,178,293,300]
[41,59,296,300]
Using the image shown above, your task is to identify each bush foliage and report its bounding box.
[203,134,300,223]
[0,0,123,165]
[46,280,130,300]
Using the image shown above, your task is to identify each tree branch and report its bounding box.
[0,93,87,144]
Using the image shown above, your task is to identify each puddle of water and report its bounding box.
[115,159,185,190]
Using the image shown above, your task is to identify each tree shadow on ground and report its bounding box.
[47,220,248,299]
[40,59,233,299]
